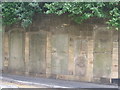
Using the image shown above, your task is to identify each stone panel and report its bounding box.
[93,26,113,81]
[68,36,75,75]
[25,33,29,75]
[8,30,25,73]
[93,53,112,78]
[74,38,88,77]
[94,29,112,53]
[29,31,46,75]
[3,32,9,71]
[51,34,68,75]
[86,40,94,82]
[111,42,118,78]
[112,30,118,42]
[46,32,52,77]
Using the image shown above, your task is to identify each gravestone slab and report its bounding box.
[29,31,46,75]
[8,30,25,73]
[51,34,68,75]
[74,39,88,77]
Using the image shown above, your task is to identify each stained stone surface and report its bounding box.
[94,29,112,53]
[93,27,113,80]
[93,53,112,78]
[51,34,68,75]
[8,30,25,73]
[29,32,46,74]
[74,39,88,76]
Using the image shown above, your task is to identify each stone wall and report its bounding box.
[3,14,118,83]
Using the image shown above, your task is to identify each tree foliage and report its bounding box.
[2,2,42,28]
[45,2,120,30]
[1,2,120,30]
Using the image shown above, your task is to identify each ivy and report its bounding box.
[44,2,120,30]
[2,2,42,28]
[1,2,120,30]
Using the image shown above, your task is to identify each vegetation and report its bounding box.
[1,2,120,30]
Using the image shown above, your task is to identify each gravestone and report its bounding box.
[29,31,46,75]
[51,34,68,75]
[8,30,25,73]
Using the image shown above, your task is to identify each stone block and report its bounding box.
[113,42,118,48]
[51,34,69,75]
[93,53,112,78]
[94,30,112,52]
[29,31,46,74]
[8,30,25,73]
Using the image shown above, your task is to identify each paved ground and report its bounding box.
[0,83,18,88]
[0,74,118,88]
[0,80,46,88]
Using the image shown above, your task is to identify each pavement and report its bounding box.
[0,84,18,88]
[0,80,47,88]
[0,74,119,88]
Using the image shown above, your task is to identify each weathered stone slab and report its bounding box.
[8,30,25,73]
[74,38,88,77]
[25,33,30,75]
[111,42,118,78]
[68,36,75,75]
[29,31,46,75]
[94,29,112,53]
[51,34,68,75]
[3,32,9,71]
[46,32,52,77]
[93,53,112,79]
[85,40,94,82]
[93,26,113,81]
[112,30,118,42]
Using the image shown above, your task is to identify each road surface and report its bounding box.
[0,80,46,88]
[0,74,118,88]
